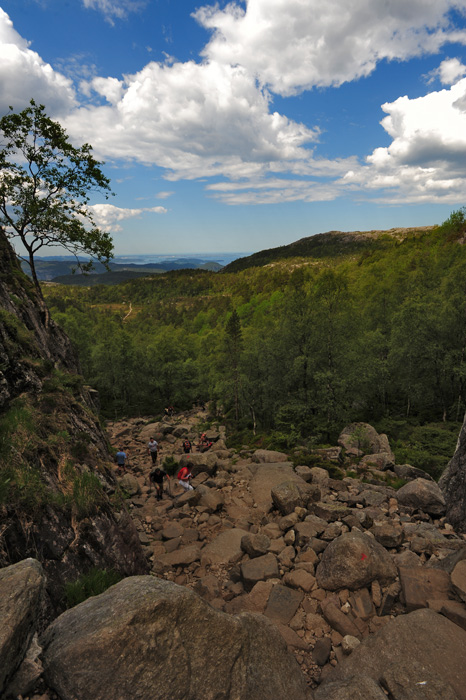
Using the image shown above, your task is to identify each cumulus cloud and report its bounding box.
[427,57,466,85]
[194,0,466,95]
[0,9,76,114]
[64,60,319,180]
[89,203,167,232]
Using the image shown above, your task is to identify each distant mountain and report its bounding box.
[221,227,435,273]
[21,258,223,284]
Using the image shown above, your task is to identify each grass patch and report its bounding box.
[64,567,122,608]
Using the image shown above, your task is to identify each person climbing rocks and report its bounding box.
[177,464,194,491]
[183,438,192,454]
[148,437,159,464]
[115,448,127,474]
[149,467,170,500]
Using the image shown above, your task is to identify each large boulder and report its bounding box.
[315,531,397,591]
[271,480,320,515]
[338,423,394,459]
[396,478,446,515]
[440,413,466,532]
[253,449,290,463]
[0,559,45,695]
[322,608,466,700]
[201,528,249,565]
[249,464,298,511]
[41,576,312,700]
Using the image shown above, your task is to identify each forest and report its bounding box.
[43,211,466,478]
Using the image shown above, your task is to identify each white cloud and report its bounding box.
[427,57,466,85]
[89,203,167,232]
[0,9,76,114]
[194,0,466,96]
[82,0,147,24]
[64,60,319,181]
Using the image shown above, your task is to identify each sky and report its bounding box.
[2,0,466,256]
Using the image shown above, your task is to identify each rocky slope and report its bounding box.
[2,409,466,698]
[0,229,148,620]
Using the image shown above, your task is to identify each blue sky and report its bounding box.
[2,1,466,256]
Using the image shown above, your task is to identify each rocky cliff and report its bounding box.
[0,229,148,618]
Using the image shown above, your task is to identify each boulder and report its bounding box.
[0,559,45,695]
[201,528,249,565]
[451,560,466,603]
[398,566,451,611]
[397,478,446,515]
[41,576,311,700]
[338,423,393,458]
[253,449,290,463]
[315,675,387,700]
[394,463,434,482]
[241,533,271,558]
[440,412,466,532]
[241,553,279,590]
[315,531,397,591]
[249,464,299,511]
[264,584,304,625]
[322,608,466,700]
[271,480,320,515]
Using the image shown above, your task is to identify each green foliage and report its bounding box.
[161,455,179,476]
[69,467,105,518]
[64,568,122,608]
[0,100,113,292]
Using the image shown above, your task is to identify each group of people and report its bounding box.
[115,430,208,501]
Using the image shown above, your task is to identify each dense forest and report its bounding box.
[43,212,466,477]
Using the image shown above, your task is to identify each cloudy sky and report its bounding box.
[2,0,466,256]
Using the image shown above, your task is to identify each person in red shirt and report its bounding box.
[177,464,193,492]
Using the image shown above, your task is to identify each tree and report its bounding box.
[0,100,113,296]
[225,309,243,423]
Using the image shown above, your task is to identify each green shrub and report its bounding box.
[161,455,179,476]
[71,469,105,517]
[64,567,122,608]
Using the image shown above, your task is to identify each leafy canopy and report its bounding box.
[0,99,114,291]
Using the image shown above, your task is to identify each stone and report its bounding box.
[349,588,373,620]
[295,517,327,545]
[451,560,466,603]
[397,479,446,516]
[283,569,316,592]
[42,576,311,700]
[315,675,387,700]
[341,634,360,655]
[312,637,332,666]
[381,660,459,700]
[253,449,290,463]
[320,600,361,639]
[241,553,279,590]
[394,463,434,482]
[249,464,299,511]
[161,522,184,540]
[310,502,353,522]
[201,528,249,565]
[157,543,202,568]
[398,566,451,611]
[118,473,141,496]
[271,480,320,515]
[370,520,404,548]
[241,533,271,558]
[440,600,466,631]
[295,465,313,482]
[0,559,45,695]
[315,531,397,591]
[264,584,304,625]
[322,608,466,700]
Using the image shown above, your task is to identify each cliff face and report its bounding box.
[0,230,148,619]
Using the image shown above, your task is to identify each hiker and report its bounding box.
[164,405,174,417]
[182,438,192,454]
[199,440,212,453]
[196,432,207,451]
[177,464,194,491]
[147,437,159,464]
[115,448,127,473]
[149,467,170,500]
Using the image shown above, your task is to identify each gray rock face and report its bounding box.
[315,675,387,700]
[397,478,446,515]
[323,609,466,700]
[441,413,466,532]
[41,576,311,700]
[0,559,45,695]
[316,531,397,591]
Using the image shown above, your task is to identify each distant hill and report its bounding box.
[222,227,435,273]
[22,258,223,284]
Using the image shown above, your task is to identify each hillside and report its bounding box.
[222,226,435,272]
